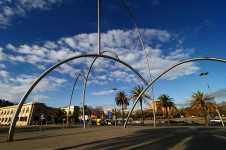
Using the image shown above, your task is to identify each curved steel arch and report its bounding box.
[121,0,156,126]
[82,50,120,128]
[67,73,86,125]
[124,57,226,128]
[8,54,148,141]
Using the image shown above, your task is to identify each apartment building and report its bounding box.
[0,102,54,126]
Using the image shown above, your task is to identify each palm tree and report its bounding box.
[157,94,176,126]
[54,108,66,123]
[115,91,129,124]
[129,85,151,126]
[190,90,215,127]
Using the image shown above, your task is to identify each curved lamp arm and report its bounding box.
[67,73,86,125]
[8,53,148,141]
[121,0,156,126]
[124,57,226,128]
[82,50,120,128]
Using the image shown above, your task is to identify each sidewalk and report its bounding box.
[0,126,225,149]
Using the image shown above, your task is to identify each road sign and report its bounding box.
[108,112,112,118]
[41,113,46,119]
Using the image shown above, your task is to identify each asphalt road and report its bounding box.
[0,125,226,150]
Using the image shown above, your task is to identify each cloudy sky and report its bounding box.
[0,0,225,109]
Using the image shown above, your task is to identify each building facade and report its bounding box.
[147,100,174,114]
[0,102,55,126]
[61,105,79,118]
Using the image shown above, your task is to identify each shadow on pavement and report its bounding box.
[55,127,226,150]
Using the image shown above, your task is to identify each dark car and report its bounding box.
[165,120,178,124]
[191,121,199,125]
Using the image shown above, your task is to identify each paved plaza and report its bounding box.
[0,125,226,150]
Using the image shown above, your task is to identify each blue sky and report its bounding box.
[0,0,225,110]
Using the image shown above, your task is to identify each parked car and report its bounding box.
[165,120,178,124]
[191,121,199,125]
[210,119,221,124]
[105,119,114,125]
[135,120,142,124]
[96,119,105,125]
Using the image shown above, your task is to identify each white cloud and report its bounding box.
[0,64,6,68]
[87,79,108,86]
[96,75,107,80]
[0,47,5,60]
[92,90,114,95]
[32,95,51,102]
[175,97,191,108]
[6,43,16,50]
[3,28,199,85]
[64,38,76,49]
[8,55,26,62]
[0,70,9,78]
[44,41,58,49]
[0,73,67,101]
[213,88,226,99]
[140,29,171,42]
[86,101,113,107]
[0,0,63,28]
[55,63,81,78]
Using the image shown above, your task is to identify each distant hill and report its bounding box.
[0,99,14,107]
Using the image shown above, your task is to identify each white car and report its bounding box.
[135,120,142,124]
[210,119,221,123]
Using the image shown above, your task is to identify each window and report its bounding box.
[1,111,3,115]
[26,108,30,113]
[34,116,39,121]
[19,117,25,121]
[8,118,11,122]
[5,118,8,122]
[4,111,6,115]
[35,107,41,113]
[7,111,10,115]
[24,117,27,122]
[11,110,14,114]
[2,118,4,122]
[22,109,25,114]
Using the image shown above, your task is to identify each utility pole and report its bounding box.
[112,88,117,126]
[200,72,224,127]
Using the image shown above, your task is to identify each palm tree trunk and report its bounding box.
[203,104,208,127]
[140,100,144,126]
[166,106,170,126]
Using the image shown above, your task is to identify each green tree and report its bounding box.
[0,99,14,107]
[157,94,176,126]
[129,85,151,126]
[218,101,226,117]
[190,90,215,126]
[92,106,104,118]
[115,91,129,124]
[54,108,66,123]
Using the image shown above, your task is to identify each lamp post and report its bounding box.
[112,88,117,126]
[200,72,224,127]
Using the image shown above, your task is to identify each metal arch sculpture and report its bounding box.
[66,73,86,125]
[82,50,120,129]
[121,0,156,126]
[124,57,226,128]
[8,54,148,142]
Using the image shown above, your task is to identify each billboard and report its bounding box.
[108,112,112,118]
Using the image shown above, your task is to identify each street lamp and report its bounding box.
[112,88,117,126]
[200,72,224,127]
